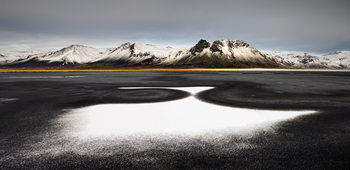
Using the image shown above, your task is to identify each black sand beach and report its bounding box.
[1,71,350,169]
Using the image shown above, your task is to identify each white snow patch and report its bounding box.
[59,87,316,138]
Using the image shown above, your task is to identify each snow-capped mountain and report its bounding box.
[94,40,279,67]
[17,45,108,65]
[322,51,350,68]
[0,54,7,64]
[263,50,350,69]
[94,42,184,65]
[174,40,279,67]
[1,40,350,69]
[0,49,47,65]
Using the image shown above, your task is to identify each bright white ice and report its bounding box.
[61,87,315,138]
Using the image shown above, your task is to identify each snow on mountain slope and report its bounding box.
[94,39,279,67]
[263,51,350,69]
[175,40,279,67]
[1,40,349,69]
[0,54,7,64]
[0,49,47,64]
[25,45,108,65]
[322,51,350,68]
[95,42,185,65]
[0,40,284,67]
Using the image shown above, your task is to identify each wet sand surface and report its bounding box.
[0,72,350,169]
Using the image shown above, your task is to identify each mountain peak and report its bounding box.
[327,50,343,55]
[226,40,250,48]
[120,42,134,47]
[65,44,88,49]
[189,39,252,55]
[51,45,94,57]
[326,50,350,56]
[190,39,210,55]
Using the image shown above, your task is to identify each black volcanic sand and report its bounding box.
[0,72,350,169]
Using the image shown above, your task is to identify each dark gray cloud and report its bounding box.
[1,0,349,52]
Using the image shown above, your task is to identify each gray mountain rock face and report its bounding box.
[190,39,210,55]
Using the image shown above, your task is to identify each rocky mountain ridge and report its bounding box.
[1,40,349,69]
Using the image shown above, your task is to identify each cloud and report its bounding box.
[0,0,349,52]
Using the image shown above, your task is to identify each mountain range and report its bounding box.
[1,39,349,69]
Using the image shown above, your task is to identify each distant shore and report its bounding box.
[1,68,350,72]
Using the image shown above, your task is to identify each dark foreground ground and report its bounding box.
[1,71,350,169]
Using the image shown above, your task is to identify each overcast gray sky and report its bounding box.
[1,0,349,52]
